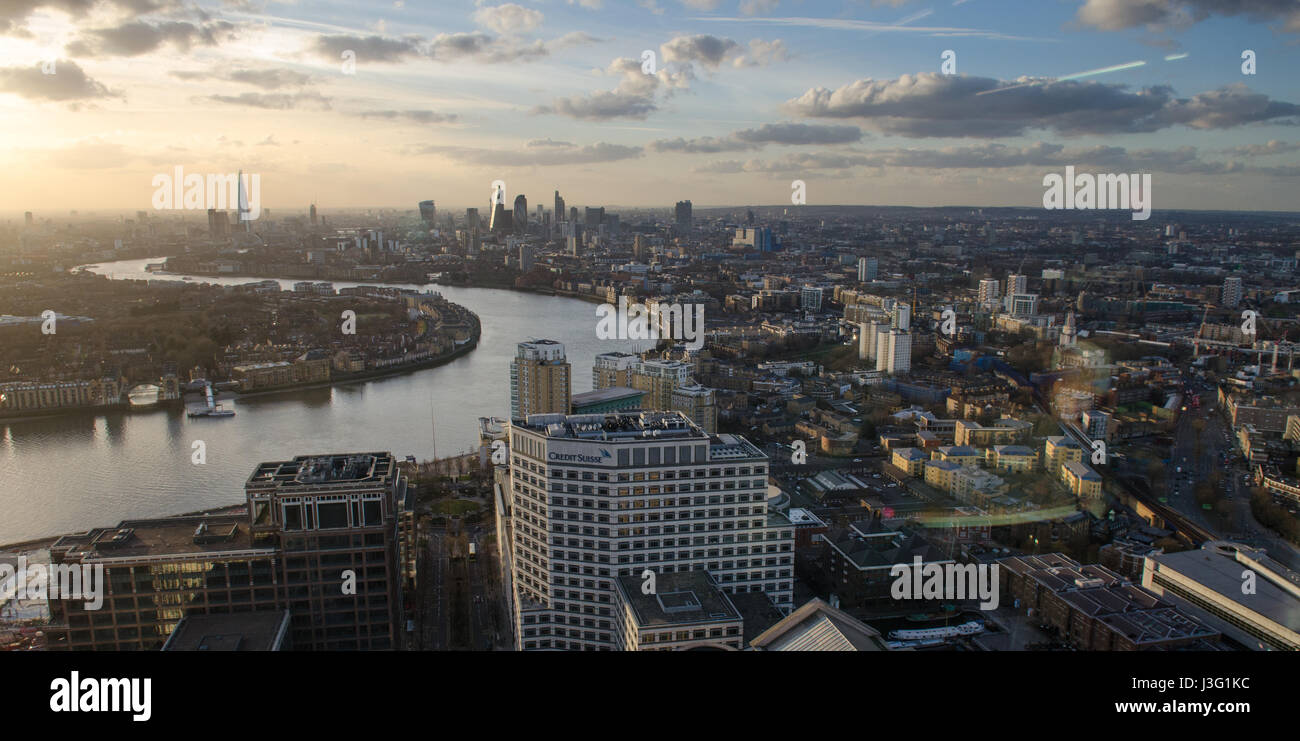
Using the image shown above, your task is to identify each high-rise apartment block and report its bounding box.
[1223,276,1243,308]
[510,340,571,419]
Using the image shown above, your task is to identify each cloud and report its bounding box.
[201,90,332,110]
[660,34,740,68]
[692,141,1300,178]
[473,3,544,35]
[311,33,425,63]
[429,32,547,63]
[1074,0,1300,34]
[784,73,1300,138]
[534,56,671,120]
[678,0,721,9]
[551,31,604,49]
[732,38,788,67]
[2,0,186,37]
[740,0,779,16]
[170,67,313,90]
[416,141,642,166]
[356,109,458,123]
[527,138,574,147]
[568,0,604,8]
[652,122,862,152]
[1220,140,1300,157]
[66,20,238,57]
[0,60,120,101]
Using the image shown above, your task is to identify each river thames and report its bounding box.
[0,258,640,543]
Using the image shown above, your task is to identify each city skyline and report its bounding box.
[2,0,1300,213]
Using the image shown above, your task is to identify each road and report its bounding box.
[1162,383,1300,571]
[415,524,510,650]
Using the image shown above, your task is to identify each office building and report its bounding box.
[510,340,571,419]
[514,195,528,233]
[571,387,645,415]
[1007,273,1028,296]
[554,191,565,225]
[1007,293,1039,316]
[418,200,436,225]
[1141,541,1300,651]
[48,452,407,651]
[505,411,794,650]
[612,571,744,650]
[857,257,877,283]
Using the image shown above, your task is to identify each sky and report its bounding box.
[1,0,1299,215]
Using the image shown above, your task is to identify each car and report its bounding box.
[854,458,863,463]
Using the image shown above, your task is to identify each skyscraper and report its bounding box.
[490,201,512,234]
[419,200,436,225]
[675,200,693,234]
[554,190,565,224]
[309,203,317,226]
[858,257,878,282]
[505,410,794,650]
[24,211,33,227]
[513,194,528,234]
[509,340,571,419]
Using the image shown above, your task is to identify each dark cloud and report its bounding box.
[428,32,548,63]
[660,34,740,68]
[736,122,861,145]
[0,60,120,101]
[66,20,237,57]
[311,34,425,63]
[652,123,862,153]
[2,1,184,36]
[784,73,1300,138]
[1075,0,1300,34]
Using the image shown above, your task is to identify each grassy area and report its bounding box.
[432,499,481,515]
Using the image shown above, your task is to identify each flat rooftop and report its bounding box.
[571,387,645,405]
[162,610,290,651]
[247,452,397,490]
[51,515,258,562]
[615,571,741,629]
[1149,544,1300,632]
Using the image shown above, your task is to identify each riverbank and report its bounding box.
[1,290,482,424]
